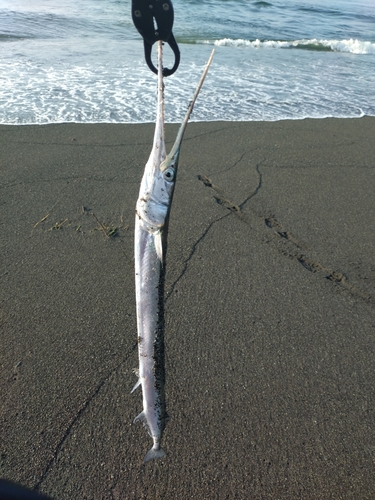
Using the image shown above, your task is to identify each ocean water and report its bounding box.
[1,0,374,124]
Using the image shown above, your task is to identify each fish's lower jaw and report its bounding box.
[143,444,166,463]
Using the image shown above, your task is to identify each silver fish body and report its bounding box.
[133,216,168,462]
[133,43,214,462]
[133,42,171,463]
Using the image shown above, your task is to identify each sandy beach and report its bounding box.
[1,118,375,499]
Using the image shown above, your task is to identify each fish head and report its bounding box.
[155,155,177,206]
[136,156,177,229]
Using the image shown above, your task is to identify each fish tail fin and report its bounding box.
[144,446,166,463]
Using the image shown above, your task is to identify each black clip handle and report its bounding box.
[143,33,180,77]
[132,0,180,76]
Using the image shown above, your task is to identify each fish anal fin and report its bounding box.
[134,411,146,425]
[134,411,152,437]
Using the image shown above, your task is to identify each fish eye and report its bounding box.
[163,168,175,182]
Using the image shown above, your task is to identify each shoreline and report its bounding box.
[1,117,375,499]
[0,113,373,127]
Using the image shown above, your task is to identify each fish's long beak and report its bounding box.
[148,41,166,173]
[160,49,215,173]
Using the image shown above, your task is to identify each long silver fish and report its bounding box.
[133,42,214,463]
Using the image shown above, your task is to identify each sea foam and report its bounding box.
[209,38,375,55]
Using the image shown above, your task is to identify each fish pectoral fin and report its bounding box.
[133,411,147,425]
[131,378,142,394]
[144,446,166,463]
[154,230,163,262]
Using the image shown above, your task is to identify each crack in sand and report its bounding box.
[32,347,138,491]
[164,156,262,302]
[198,175,375,306]
[208,151,248,177]
[0,174,140,191]
[33,378,108,491]
[165,213,229,303]
[240,161,265,207]
[172,125,232,143]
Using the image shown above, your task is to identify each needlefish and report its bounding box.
[132,42,214,462]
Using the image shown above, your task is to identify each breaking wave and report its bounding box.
[205,38,375,55]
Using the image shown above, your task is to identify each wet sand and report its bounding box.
[1,118,375,499]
